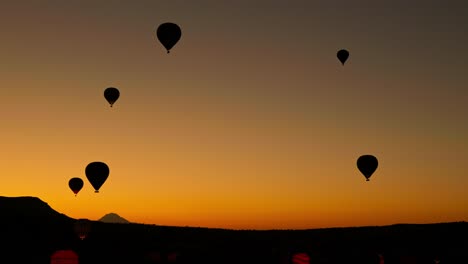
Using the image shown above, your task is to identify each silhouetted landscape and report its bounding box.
[2,2,468,264]
[1,196,466,263]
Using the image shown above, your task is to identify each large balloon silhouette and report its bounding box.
[68,177,84,196]
[337,49,349,65]
[85,162,109,193]
[157,22,182,53]
[357,155,378,181]
[104,87,120,107]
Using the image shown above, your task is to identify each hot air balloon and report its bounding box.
[157,22,182,53]
[378,254,385,264]
[337,49,349,65]
[399,255,418,264]
[167,252,178,263]
[50,250,79,264]
[85,161,109,193]
[68,178,84,196]
[104,87,120,107]
[292,253,310,264]
[74,218,92,240]
[146,250,162,263]
[357,155,378,181]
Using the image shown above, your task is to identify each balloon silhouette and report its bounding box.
[68,177,84,197]
[157,22,182,53]
[74,219,92,240]
[337,49,349,65]
[104,87,120,107]
[357,155,378,181]
[85,162,109,193]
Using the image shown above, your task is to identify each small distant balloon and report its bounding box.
[104,87,120,107]
[157,22,182,53]
[85,162,109,193]
[68,178,84,197]
[337,49,349,65]
[74,219,92,240]
[357,155,378,181]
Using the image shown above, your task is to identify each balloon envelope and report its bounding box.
[74,219,92,240]
[167,252,178,263]
[68,177,84,196]
[357,155,378,181]
[337,49,349,65]
[104,87,120,107]
[50,250,79,264]
[292,253,310,264]
[379,254,385,264]
[85,162,109,193]
[157,22,182,53]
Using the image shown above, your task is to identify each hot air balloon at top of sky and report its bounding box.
[337,49,349,65]
[104,87,119,107]
[68,177,84,197]
[85,161,109,193]
[357,155,378,181]
[157,22,182,53]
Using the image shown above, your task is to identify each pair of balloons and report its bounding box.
[101,23,182,107]
[68,162,110,196]
[159,22,352,67]
[159,22,352,68]
[158,22,353,68]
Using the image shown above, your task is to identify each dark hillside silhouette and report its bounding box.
[0,196,72,221]
[1,196,75,263]
[1,196,467,263]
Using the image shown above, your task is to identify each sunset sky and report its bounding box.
[1,1,467,230]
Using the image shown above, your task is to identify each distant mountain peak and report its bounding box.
[98,213,130,223]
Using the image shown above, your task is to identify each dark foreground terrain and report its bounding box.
[1,196,466,263]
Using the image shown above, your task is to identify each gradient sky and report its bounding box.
[1,1,467,230]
